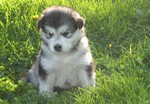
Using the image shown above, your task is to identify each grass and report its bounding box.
[0,0,150,103]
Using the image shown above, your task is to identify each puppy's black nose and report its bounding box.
[54,44,62,52]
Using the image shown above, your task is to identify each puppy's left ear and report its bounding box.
[38,14,44,30]
[75,17,85,29]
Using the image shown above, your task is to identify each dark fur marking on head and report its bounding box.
[38,6,85,31]
[86,61,95,78]
[38,60,47,80]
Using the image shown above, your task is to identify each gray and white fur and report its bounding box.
[26,6,96,96]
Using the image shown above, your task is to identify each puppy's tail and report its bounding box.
[21,72,30,83]
[21,70,39,87]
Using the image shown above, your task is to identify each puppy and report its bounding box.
[26,6,96,96]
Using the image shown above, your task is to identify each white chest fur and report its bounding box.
[40,50,92,89]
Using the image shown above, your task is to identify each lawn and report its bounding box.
[0,0,150,103]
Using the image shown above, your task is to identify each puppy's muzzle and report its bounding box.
[54,44,62,52]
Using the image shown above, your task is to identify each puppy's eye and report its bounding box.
[47,33,53,39]
[62,32,68,37]
[61,32,72,38]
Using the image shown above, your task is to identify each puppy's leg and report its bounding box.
[39,74,55,97]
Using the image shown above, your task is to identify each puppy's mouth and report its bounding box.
[51,50,62,55]
[54,51,64,55]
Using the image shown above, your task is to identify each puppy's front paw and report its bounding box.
[39,90,51,98]
[39,90,57,98]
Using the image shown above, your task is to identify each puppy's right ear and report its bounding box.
[75,17,85,30]
[38,14,44,30]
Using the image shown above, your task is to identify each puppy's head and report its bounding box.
[38,6,85,54]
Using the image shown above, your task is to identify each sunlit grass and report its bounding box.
[0,0,150,103]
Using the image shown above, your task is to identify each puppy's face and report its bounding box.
[41,25,82,54]
[38,6,85,54]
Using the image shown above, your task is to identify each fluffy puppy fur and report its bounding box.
[26,6,96,96]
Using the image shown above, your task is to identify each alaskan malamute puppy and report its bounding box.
[26,6,96,96]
